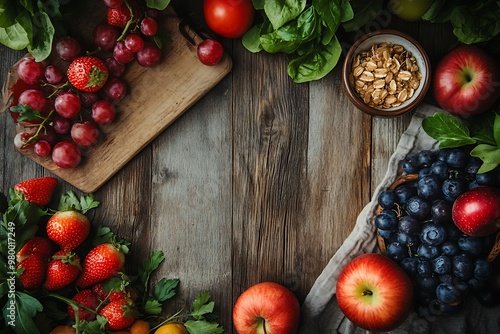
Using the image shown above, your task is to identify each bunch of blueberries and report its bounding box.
[375,147,500,316]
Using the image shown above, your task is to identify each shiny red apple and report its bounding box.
[232,282,300,334]
[433,45,500,117]
[336,253,414,332]
[452,186,500,237]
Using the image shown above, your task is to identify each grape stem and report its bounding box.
[22,109,55,148]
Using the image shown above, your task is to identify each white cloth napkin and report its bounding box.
[299,103,500,334]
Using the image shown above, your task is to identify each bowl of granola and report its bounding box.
[342,30,431,117]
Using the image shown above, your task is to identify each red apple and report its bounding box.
[452,186,500,237]
[336,253,413,332]
[232,282,300,334]
[433,45,500,117]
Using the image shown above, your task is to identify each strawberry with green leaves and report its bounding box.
[67,56,109,93]
[16,254,48,290]
[16,236,54,262]
[46,191,99,250]
[67,289,99,321]
[43,250,82,291]
[76,243,127,288]
[99,298,136,330]
[14,176,58,206]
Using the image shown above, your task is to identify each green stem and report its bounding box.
[149,309,185,331]
[22,109,55,148]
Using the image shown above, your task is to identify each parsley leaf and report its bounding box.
[154,278,179,302]
[184,319,224,334]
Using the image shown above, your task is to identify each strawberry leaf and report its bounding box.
[154,278,179,302]
[184,319,224,334]
[91,225,130,253]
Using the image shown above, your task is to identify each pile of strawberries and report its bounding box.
[13,177,136,330]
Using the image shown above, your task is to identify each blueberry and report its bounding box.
[374,210,398,230]
[476,170,497,186]
[473,259,491,281]
[445,149,469,169]
[468,180,480,190]
[416,275,440,293]
[406,196,431,220]
[417,175,442,200]
[378,228,397,243]
[430,199,452,223]
[476,288,500,307]
[377,189,396,209]
[386,241,408,262]
[402,155,419,174]
[400,257,419,275]
[445,223,463,240]
[436,283,462,304]
[398,215,421,235]
[394,183,417,205]
[417,243,440,260]
[418,167,433,179]
[432,255,452,274]
[417,259,434,277]
[452,254,474,280]
[442,178,467,202]
[439,273,455,285]
[417,150,436,168]
[431,160,449,180]
[457,235,483,256]
[436,148,450,162]
[421,222,446,245]
[441,240,460,256]
[468,277,486,291]
[464,157,482,177]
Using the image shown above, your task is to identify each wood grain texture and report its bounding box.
[0,6,463,333]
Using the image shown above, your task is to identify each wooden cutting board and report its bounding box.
[2,4,232,193]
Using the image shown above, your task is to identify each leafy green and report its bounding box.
[245,0,382,83]
[146,0,172,10]
[2,292,43,334]
[422,109,500,173]
[422,0,500,52]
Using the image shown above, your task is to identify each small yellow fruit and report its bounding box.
[154,322,189,334]
[388,0,433,22]
[50,325,76,334]
[130,319,150,334]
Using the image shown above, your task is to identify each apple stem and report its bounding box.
[362,290,373,296]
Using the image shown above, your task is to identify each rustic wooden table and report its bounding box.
[0,3,458,333]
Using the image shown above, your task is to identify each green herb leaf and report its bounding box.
[28,6,54,62]
[146,0,171,10]
[154,278,179,302]
[264,0,306,30]
[421,112,476,148]
[57,191,99,213]
[312,0,352,33]
[143,299,163,315]
[184,320,224,334]
[470,144,500,173]
[2,291,43,334]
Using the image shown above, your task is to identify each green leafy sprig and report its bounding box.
[422,110,500,173]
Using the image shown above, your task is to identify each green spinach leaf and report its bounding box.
[264,0,306,30]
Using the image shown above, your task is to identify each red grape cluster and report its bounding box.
[10,0,166,169]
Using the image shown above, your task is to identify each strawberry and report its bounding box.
[76,243,126,288]
[43,250,82,291]
[67,289,99,321]
[107,1,142,28]
[14,176,58,206]
[99,298,136,330]
[46,210,90,250]
[16,254,48,290]
[16,236,54,262]
[67,56,109,93]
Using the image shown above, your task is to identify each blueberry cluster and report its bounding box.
[375,147,500,316]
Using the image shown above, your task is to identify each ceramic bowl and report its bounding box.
[342,30,431,117]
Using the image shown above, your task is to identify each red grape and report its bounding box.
[34,140,52,157]
[80,92,100,108]
[103,77,127,100]
[103,0,124,8]
[71,121,100,147]
[37,126,57,145]
[54,92,81,119]
[93,23,120,51]
[140,17,158,36]
[113,41,135,64]
[44,65,65,84]
[52,116,71,134]
[18,89,47,112]
[13,132,33,149]
[92,100,116,124]
[52,141,82,168]
[146,8,162,19]
[17,57,44,85]
[55,36,82,61]
[105,57,126,77]
[136,42,161,67]
[124,33,145,53]
[197,39,224,66]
